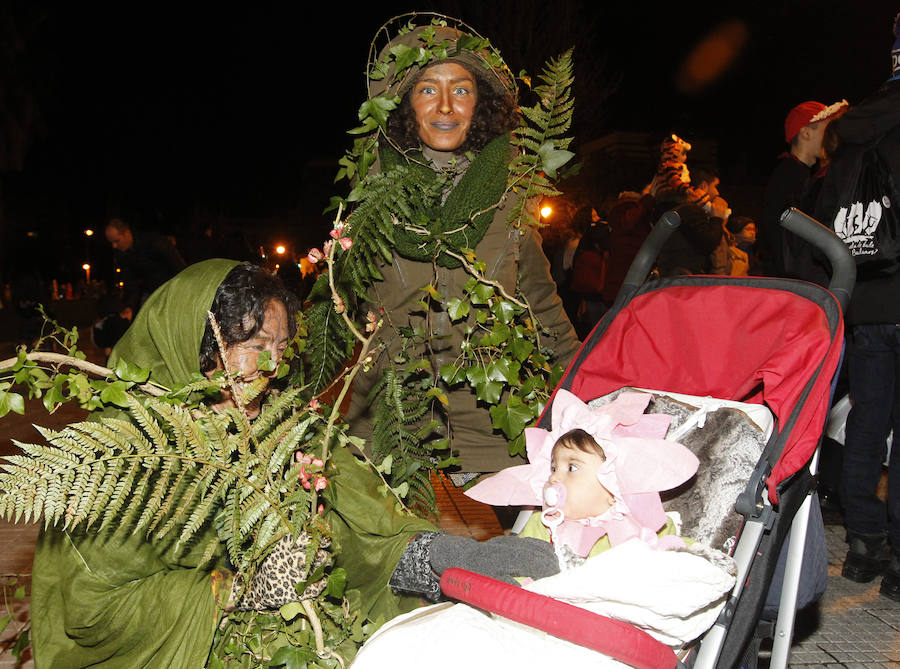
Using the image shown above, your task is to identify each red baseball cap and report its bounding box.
[784,100,848,143]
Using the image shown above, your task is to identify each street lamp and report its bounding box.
[82,263,91,284]
[540,205,553,219]
[275,244,286,255]
[84,229,94,237]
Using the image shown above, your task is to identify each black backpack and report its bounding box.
[832,139,900,278]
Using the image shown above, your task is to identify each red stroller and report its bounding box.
[440,209,854,668]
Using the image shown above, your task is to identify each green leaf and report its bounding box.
[325,567,347,598]
[256,350,277,372]
[389,44,424,72]
[487,322,510,346]
[537,141,575,179]
[465,367,486,387]
[489,395,535,439]
[0,614,10,635]
[446,298,470,321]
[11,628,29,661]
[279,601,304,621]
[13,586,25,599]
[0,390,25,417]
[269,645,314,669]
[486,359,513,383]
[11,349,27,372]
[99,380,130,408]
[357,95,399,129]
[476,381,503,405]
[439,364,465,385]
[469,282,494,305]
[423,284,444,301]
[114,358,151,383]
[490,299,518,324]
[425,387,449,406]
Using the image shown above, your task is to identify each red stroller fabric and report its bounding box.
[559,282,844,503]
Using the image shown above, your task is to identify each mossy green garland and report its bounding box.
[383,133,511,268]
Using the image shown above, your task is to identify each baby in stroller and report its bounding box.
[354,391,738,668]
[493,389,701,565]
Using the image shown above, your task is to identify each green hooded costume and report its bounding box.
[31,259,433,668]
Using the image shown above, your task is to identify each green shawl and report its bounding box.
[385,133,510,269]
[31,259,433,668]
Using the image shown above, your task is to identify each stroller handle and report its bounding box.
[621,210,682,292]
[779,207,855,312]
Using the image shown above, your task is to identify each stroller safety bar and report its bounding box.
[440,568,678,669]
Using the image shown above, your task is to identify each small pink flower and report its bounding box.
[302,479,311,490]
[333,294,345,314]
[312,458,324,468]
[307,248,324,263]
[299,465,309,484]
[339,237,353,251]
[329,228,340,239]
[323,240,334,256]
[317,504,325,515]
[309,398,321,411]
[365,311,377,333]
[314,476,328,491]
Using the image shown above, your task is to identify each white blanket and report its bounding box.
[352,539,735,668]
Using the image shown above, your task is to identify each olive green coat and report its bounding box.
[347,191,580,473]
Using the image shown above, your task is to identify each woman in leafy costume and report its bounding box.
[28,259,435,668]
[342,17,579,477]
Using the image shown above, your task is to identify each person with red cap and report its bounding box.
[760,98,848,281]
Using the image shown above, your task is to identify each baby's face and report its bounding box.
[547,445,614,520]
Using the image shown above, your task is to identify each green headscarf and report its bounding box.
[108,259,241,389]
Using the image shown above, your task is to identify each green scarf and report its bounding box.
[108,258,241,389]
[385,133,510,269]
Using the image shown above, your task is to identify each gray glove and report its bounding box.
[233,532,331,611]
[430,533,561,584]
[388,532,560,603]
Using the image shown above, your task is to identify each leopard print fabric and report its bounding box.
[234,532,332,611]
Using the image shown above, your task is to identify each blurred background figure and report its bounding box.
[104,217,187,312]
[762,98,848,284]
[569,209,610,338]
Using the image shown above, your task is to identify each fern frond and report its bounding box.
[508,48,575,228]
[305,299,355,395]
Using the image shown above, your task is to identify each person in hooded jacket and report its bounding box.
[815,13,900,601]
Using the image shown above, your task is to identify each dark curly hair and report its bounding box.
[199,263,299,373]
[386,63,519,153]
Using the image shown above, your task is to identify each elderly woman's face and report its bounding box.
[209,299,290,418]
[410,62,478,152]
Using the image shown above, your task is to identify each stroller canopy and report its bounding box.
[555,279,844,503]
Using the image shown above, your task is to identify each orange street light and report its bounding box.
[82,263,91,283]
[275,244,286,255]
[540,205,553,219]
[84,229,94,237]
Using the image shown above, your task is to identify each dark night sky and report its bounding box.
[3,1,899,280]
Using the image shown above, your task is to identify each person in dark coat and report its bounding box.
[815,13,900,601]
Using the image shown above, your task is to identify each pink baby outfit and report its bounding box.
[466,390,699,557]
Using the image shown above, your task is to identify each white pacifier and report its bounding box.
[540,482,567,532]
